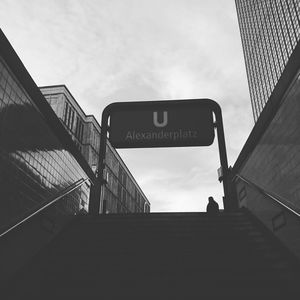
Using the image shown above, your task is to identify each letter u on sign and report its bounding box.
[153,111,168,127]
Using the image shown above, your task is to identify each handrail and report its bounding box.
[234,174,300,217]
[0,178,90,238]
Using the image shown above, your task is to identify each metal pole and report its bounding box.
[211,102,230,211]
[88,107,110,215]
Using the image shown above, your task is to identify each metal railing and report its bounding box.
[0,178,90,238]
[234,174,300,217]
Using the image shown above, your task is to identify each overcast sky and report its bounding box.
[1,0,253,212]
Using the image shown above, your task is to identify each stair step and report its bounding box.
[4,210,300,299]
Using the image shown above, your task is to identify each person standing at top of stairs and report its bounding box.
[206,196,219,215]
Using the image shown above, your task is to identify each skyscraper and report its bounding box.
[235,0,300,121]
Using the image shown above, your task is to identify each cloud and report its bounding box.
[119,144,224,212]
[0,0,253,211]
[145,179,223,212]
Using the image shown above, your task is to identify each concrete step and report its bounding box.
[4,210,300,299]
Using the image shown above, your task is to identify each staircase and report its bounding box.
[4,209,300,299]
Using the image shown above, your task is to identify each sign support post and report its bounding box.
[212,102,230,211]
[89,107,110,215]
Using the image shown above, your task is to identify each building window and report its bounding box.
[64,102,69,124]
[75,116,84,143]
[64,101,76,132]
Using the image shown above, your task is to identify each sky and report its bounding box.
[0,0,253,212]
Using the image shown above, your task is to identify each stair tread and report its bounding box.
[5,211,300,298]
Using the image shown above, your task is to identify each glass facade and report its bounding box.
[236,0,300,121]
[236,72,300,214]
[0,55,91,233]
[104,146,149,213]
[40,86,150,214]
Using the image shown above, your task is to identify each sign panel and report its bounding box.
[109,100,215,148]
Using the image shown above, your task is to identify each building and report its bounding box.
[40,85,150,214]
[0,30,149,283]
[232,1,300,259]
[235,0,300,121]
[0,29,94,236]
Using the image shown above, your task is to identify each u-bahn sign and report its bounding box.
[107,99,215,148]
[89,99,230,215]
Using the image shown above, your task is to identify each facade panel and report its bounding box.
[0,53,91,233]
[239,73,300,214]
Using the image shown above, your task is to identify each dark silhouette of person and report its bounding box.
[206,196,219,214]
